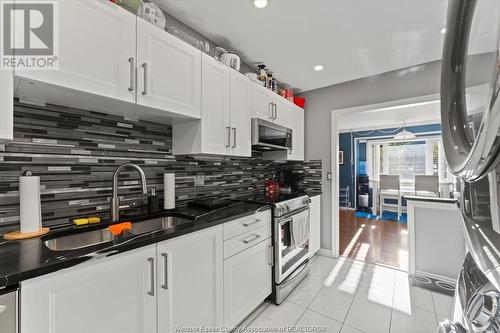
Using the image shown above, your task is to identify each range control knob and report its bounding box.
[437,319,467,333]
[466,291,500,331]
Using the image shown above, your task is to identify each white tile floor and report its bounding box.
[242,255,454,333]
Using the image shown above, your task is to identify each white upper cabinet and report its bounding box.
[251,82,291,127]
[20,245,157,333]
[157,226,224,333]
[252,82,273,121]
[15,0,137,104]
[288,105,305,161]
[136,18,202,118]
[263,104,305,161]
[173,55,252,157]
[0,68,13,142]
[200,53,231,155]
[229,70,252,157]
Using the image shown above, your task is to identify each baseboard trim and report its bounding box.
[317,248,336,258]
[415,271,457,285]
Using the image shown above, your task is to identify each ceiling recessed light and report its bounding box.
[440,28,446,34]
[314,65,324,71]
[253,0,268,8]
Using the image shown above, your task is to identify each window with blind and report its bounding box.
[369,138,452,182]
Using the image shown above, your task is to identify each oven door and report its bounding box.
[252,118,292,151]
[274,208,310,284]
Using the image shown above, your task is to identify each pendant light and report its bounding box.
[394,125,416,140]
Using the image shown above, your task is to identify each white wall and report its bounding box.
[300,55,491,253]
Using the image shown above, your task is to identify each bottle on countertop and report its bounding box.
[147,187,160,214]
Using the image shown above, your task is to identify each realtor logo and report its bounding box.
[1,1,59,69]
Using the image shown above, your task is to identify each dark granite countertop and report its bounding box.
[0,202,271,288]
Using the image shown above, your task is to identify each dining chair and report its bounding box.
[379,175,402,219]
[415,175,440,197]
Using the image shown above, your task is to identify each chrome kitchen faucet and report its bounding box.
[110,163,148,222]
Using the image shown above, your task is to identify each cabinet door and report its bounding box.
[288,106,305,161]
[273,96,292,127]
[309,195,322,257]
[137,18,201,118]
[20,245,157,333]
[0,68,13,142]
[229,71,252,157]
[251,83,273,121]
[157,226,223,333]
[223,238,273,328]
[201,54,231,155]
[15,0,136,103]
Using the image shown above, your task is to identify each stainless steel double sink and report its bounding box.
[44,216,190,252]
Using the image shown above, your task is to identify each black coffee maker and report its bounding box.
[278,170,300,194]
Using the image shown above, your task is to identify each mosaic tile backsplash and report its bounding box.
[0,100,321,232]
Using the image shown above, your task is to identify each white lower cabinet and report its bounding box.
[19,216,272,332]
[309,195,322,257]
[157,225,224,332]
[223,238,272,328]
[20,245,158,333]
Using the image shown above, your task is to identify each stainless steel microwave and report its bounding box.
[251,118,292,151]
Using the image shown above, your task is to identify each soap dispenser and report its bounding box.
[147,187,160,214]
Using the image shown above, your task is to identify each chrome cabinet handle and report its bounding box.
[0,305,6,315]
[274,103,278,119]
[243,234,261,244]
[232,128,237,148]
[269,103,273,119]
[161,253,168,290]
[128,57,135,91]
[142,63,148,95]
[243,219,260,227]
[147,257,155,296]
[268,245,274,266]
[226,126,231,148]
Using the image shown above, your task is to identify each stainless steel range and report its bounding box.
[272,195,311,304]
[241,193,312,304]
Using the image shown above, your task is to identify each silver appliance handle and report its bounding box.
[147,257,155,296]
[268,245,274,266]
[142,63,148,95]
[441,0,500,181]
[161,253,168,290]
[226,126,231,148]
[243,234,261,244]
[280,260,309,289]
[243,219,260,227]
[232,128,237,148]
[276,206,310,223]
[269,103,273,120]
[274,103,278,120]
[128,57,135,92]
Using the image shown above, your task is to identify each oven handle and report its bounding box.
[276,206,310,223]
[279,260,310,289]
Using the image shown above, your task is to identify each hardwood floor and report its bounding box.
[339,210,408,271]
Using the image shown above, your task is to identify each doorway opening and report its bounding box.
[331,96,451,271]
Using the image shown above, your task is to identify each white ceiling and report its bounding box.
[157,0,496,93]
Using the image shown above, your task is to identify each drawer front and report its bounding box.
[224,223,271,259]
[223,210,271,241]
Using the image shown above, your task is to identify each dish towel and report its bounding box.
[291,209,310,247]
